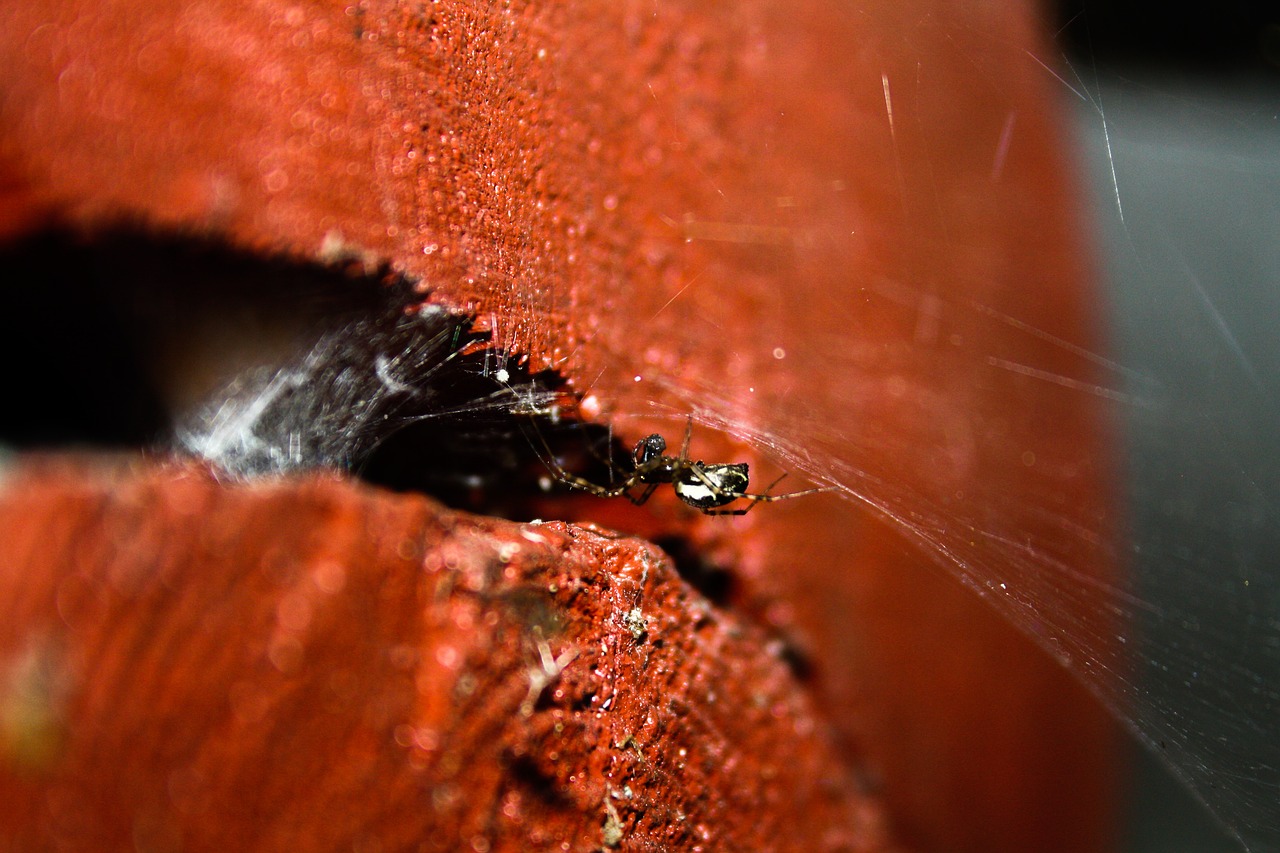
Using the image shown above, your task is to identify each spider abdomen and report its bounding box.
[674,463,750,509]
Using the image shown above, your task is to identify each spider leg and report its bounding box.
[679,415,694,462]
[729,484,839,504]
[700,504,754,517]
[561,472,641,499]
[700,478,838,516]
[580,422,623,485]
[628,481,661,507]
[762,472,788,494]
[754,484,838,500]
[518,420,638,499]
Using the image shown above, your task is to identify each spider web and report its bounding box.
[575,62,1278,853]
[484,49,1276,853]
[173,27,1280,853]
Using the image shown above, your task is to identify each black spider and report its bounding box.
[538,416,834,516]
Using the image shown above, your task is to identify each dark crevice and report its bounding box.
[776,638,817,684]
[648,534,818,683]
[0,226,629,521]
[650,535,738,608]
[0,227,393,448]
[0,227,586,484]
[352,350,621,519]
[501,755,574,809]
[1,230,173,447]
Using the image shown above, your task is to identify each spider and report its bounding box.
[536,416,834,516]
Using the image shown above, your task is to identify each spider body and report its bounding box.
[536,416,832,515]
[671,462,751,510]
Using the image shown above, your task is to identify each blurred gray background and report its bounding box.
[1058,2,1280,850]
